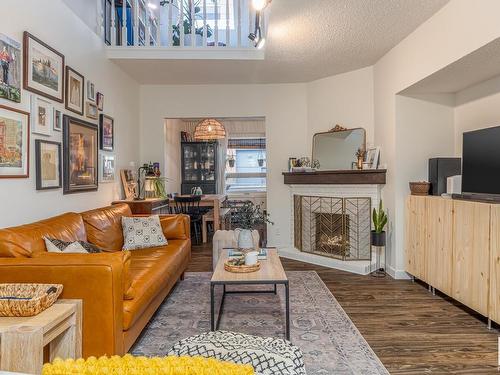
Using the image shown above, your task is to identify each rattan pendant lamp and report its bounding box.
[193,119,226,140]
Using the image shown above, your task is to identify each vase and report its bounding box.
[237,229,254,250]
[370,230,386,247]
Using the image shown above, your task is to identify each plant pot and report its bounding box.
[371,230,386,247]
[237,229,254,250]
[258,159,264,167]
[228,159,235,168]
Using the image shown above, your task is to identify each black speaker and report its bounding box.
[428,158,462,196]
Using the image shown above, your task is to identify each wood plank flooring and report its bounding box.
[187,243,499,374]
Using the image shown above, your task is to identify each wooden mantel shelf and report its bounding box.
[282,169,387,185]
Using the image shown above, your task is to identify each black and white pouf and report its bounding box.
[168,331,306,375]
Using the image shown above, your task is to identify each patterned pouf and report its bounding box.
[168,331,306,375]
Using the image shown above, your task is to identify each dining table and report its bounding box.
[171,194,228,230]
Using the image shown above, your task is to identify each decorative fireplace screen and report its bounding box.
[294,195,371,261]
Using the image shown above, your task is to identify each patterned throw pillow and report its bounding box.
[122,215,168,250]
[44,237,102,253]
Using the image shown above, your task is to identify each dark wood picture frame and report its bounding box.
[35,139,61,190]
[23,31,65,103]
[99,114,114,151]
[0,104,30,178]
[63,115,98,194]
[65,66,84,116]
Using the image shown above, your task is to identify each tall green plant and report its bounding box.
[372,200,388,233]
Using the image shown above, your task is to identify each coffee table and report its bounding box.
[210,248,290,340]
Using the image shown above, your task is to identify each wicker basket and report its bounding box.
[0,283,63,317]
[224,261,261,273]
[409,181,431,196]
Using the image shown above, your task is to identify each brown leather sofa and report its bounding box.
[0,204,191,357]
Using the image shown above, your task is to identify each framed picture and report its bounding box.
[0,105,30,178]
[365,147,380,169]
[0,33,21,103]
[53,108,62,131]
[96,92,104,111]
[86,101,98,120]
[63,115,98,194]
[65,66,84,115]
[87,81,95,102]
[104,0,113,45]
[35,140,61,190]
[23,32,64,103]
[100,154,115,182]
[99,114,114,151]
[30,95,52,136]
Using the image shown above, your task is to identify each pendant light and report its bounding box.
[193,119,226,140]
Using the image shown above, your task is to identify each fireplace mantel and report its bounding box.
[282,169,386,185]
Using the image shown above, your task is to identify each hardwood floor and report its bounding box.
[187,243,499,374]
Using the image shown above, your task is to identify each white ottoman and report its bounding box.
[168,331,306,375]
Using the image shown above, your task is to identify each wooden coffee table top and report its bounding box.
[211,249,288,284]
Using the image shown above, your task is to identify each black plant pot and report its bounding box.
[258,159,264,167]
[228,159,235,168]
[371,230,386,247]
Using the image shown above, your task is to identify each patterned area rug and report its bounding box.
[131,271,388,375]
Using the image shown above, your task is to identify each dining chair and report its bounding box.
[173,195,203,245]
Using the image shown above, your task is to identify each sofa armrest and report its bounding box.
[0,251,128,357]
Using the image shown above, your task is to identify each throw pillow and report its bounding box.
[44,237,102,254]
[122,215,168,250]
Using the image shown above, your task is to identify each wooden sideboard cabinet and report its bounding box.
[405,195,495,322]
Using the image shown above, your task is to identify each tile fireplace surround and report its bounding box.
[280,184,383,275]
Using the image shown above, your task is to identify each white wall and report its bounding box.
[0,0,140,227]
[374,0,500,277]
[140,84,308,247]
[307,67,374,154]
[454,75,500,156]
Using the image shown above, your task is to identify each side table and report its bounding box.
[0,299,82,374]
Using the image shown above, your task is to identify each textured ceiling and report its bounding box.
[401,38,500,95]
[111,0,449,84]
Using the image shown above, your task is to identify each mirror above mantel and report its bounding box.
[312,126,366,171]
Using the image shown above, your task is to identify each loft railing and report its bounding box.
[98,0,263,49]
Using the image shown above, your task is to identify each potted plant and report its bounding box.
[231,202,273,250]
[371,200,387,246]
[257,151,265,167]
[161,0,214,46]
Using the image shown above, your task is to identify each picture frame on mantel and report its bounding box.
[23,31,65,103]
[365,147,380,170]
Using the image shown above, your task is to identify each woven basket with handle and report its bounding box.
[0,283,63,317]
[409,181,431,196]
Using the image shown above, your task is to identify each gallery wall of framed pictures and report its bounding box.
[0,30,117,193]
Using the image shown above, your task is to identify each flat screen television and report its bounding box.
[462,125,500,198]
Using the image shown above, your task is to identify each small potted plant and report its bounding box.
[231,202,273,250]
[227,154,235,168]
[371,200,387,246]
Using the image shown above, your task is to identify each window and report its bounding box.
[225,138,266,193]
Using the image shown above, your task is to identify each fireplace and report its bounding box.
[294,195,371,261]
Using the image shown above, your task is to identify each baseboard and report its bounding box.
[387,266,411,280]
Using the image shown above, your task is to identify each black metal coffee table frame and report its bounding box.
[210,279,290,341]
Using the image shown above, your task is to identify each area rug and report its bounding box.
[131,271,388,375]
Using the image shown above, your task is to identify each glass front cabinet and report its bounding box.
[181,142,218,195]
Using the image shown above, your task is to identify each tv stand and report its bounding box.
[452,193,500,204]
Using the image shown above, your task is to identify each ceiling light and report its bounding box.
[147,2,158,9]
[194,119,226,140]
[252,0,268,11]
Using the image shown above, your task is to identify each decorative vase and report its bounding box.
[357,156,364,170]
[237,229,254,250]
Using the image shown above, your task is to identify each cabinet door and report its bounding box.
[405,195,427,279]
[452,200,490,316]
[425,197,453,295]
[489,205,500,323]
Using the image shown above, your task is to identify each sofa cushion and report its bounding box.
[122,216,168,250]
[159,215,190,240]
[0,213,87,258]
[123,239,190,330]
[81,204,132,251]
